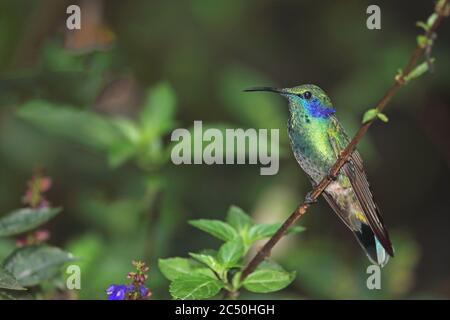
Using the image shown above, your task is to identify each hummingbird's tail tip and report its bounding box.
[354,224,392,267]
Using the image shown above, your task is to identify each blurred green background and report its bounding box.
[0,0,449,299]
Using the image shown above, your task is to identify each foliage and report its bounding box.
[0,207,60,237]
[17,83,176,170]
[159,206,301,299]
[0,178,74,299]
[0,0,447,300]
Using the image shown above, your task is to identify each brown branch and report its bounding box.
[241,1,449,281]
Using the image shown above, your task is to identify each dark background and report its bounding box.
[0,0,449,299]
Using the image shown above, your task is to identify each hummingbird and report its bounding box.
[245,84,394,266]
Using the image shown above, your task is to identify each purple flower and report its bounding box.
[106,261,152,300]
[106,285,128,300]
[139,285,149,297]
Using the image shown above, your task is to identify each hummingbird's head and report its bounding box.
[244,84,336,119]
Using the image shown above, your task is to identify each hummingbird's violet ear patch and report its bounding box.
[304,98,336,119]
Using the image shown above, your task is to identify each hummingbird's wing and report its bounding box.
[325,116,394,258]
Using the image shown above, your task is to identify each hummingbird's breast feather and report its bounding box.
[287,118,336,183]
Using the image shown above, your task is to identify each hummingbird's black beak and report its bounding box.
[243,87,285,94]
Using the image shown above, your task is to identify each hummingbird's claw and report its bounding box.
[327,168,338,181]
[304,191,318,205]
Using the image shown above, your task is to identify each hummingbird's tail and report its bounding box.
[354,224,391,267]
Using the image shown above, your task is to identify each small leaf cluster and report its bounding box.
[0,208,74,299]
[0,176,74,300]
[416,13,438,34]
[108,82,177,169]
[158,206,304,299]
[415,0,449,37]
[361,27,438,127]
[362,108,389,124]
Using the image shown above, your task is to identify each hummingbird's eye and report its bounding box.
[303,91,312,100]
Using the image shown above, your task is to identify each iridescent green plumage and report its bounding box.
[245,84,394,266]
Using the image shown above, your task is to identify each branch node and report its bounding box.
[436,0,450,17]
[395,70,406,85]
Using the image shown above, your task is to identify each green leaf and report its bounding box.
[112,117,141,145]
[140,83,177,138]
[248,223,305,243]
[0,289,33,300]
[3,245,75,287]
[404,59,435,83]
[426,13,437,27]
[362,108,390,124]
[415,21,429,31]
[231,271,242,290]
[226,206,253,232]
[17,100,123,152]
[416,35,428,48]
[158,257,197,281]
[0,267,26,291]
[257,260,287,271]
[158,257,216,281]
[217,238,245,268]
[377,113,389,123]
[362,108,379,124]
[188,219,237,241]
[189,253,223,274]
[242,269,296,293]
[0,207,61,237]
[169,274,223,300]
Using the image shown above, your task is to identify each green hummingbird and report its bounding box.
[245,84,394,266]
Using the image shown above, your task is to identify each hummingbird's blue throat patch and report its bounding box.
[304,98,336,118]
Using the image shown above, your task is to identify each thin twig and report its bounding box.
[241,1,449,281]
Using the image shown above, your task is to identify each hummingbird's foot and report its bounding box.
[304,191,317,205]
[327,168,338,181]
